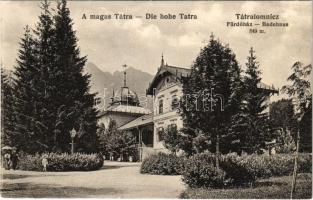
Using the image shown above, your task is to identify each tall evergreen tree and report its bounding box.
[1,69,16,147]
[32,0,57,152]
[179,35,243,156]
[13,25,44,153]
[53,0,98,152]
[230,47,270,154]
[12,0,98,153]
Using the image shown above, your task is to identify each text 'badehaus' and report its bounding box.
[97,55,278,161]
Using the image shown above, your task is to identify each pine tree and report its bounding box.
[1,69,16,147]
[35,0,57,151]
[179,35,243,156]
[230,47,270,154]
[13,26,45,153]
[12,0,99,153]
[53,0,98,152]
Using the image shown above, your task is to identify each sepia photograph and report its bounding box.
[0,0,312,198]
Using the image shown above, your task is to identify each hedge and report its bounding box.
[17,154,43,171]
[140,152,186,175]
[139,151,311,188]
[17,152,104,171]
[241,153,312,178]
[182,153,227,188]
[182,153,312,188]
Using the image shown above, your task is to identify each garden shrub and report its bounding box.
[220,153,311,179]
[262,154,294,176]
[182,153,226,188]
[262,153,311,177]
[298,153,312,173]
[17,152,104,171]
[181,152,312,188]
[228,154,273,179]
[140,152,185,175]
[220,154,259,185]
[234,153,312,178]
[17,153,43,171]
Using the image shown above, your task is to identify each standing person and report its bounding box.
[42,156,48,172]
[11,148,18,170]
[4,153,11,170]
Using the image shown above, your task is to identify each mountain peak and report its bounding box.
[84,62,153,110]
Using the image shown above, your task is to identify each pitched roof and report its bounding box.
[118,113,153,131]
[146,64,279,95]
[146,65,190,95]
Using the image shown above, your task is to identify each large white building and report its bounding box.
[100,55,279,160]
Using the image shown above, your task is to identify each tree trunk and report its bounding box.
[216,132,220,170]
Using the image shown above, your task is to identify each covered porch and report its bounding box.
[118,114,154,161]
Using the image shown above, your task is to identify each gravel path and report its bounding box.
[1,161,185,198]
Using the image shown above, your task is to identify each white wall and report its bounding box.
[152,75,184,149]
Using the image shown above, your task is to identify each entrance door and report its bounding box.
[142,128,154,147]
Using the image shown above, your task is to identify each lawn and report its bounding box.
[1,162,185,198]
[180,173,312,199]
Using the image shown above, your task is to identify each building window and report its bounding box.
[157,127,164,142]
[171,95,179,110]
[159,99,163,114]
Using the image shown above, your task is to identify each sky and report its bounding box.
[0,1,312,99]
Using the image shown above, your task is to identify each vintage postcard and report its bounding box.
[0,0,312,199]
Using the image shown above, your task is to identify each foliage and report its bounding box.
[269,99,297,133]
[220,154,259,185]
[98,120,138,161]
[275,128,296,153]
[140,152,186,175]
[17,152,104,171]
[162,126,181,154]
[226,153,311,178]
[9,0,98,153]
[182,153,226,188]
[230,47,272,154]
[1,69,16,147]
[182,152,312,188]
[179,34,243,155]
[282,62,312,152]
[97,123,108,153]
[180,174,312,199]
[11,25,41,152]
[298,109,312,152]
[192,132,211,154]
[281,62,312,114]
[53,0,99,153]
[260,153,311,177]
[17,153,43,171]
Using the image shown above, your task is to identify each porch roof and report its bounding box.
[99,104,151,117]
[118,113,153,131]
